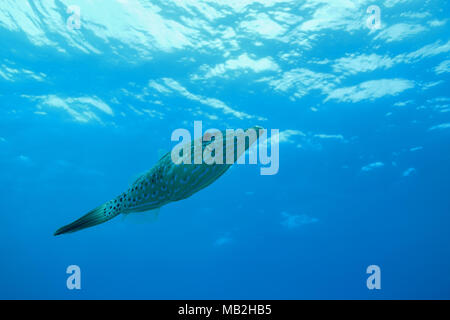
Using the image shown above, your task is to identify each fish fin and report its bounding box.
[54,202,120,236]
[203,129,221,141]
[121,208,160,225]
[128,171,148,185]
[158,149,169,159]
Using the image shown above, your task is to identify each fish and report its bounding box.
[54,126,264,235]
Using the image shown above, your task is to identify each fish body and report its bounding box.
[54,126,263,235]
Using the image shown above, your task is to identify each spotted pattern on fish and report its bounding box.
[54,126,264,235]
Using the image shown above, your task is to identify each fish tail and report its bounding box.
[54,199,121,236]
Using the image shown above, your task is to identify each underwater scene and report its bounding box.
[0,0,449,300]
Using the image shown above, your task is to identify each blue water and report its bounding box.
[1,0,449,299]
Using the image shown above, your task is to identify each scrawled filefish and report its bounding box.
[54,126,264,235]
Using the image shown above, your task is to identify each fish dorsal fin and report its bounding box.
[128,171,147,185]
[158,148,169,159]
[203,129,221,141]
[121,208,160,225]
